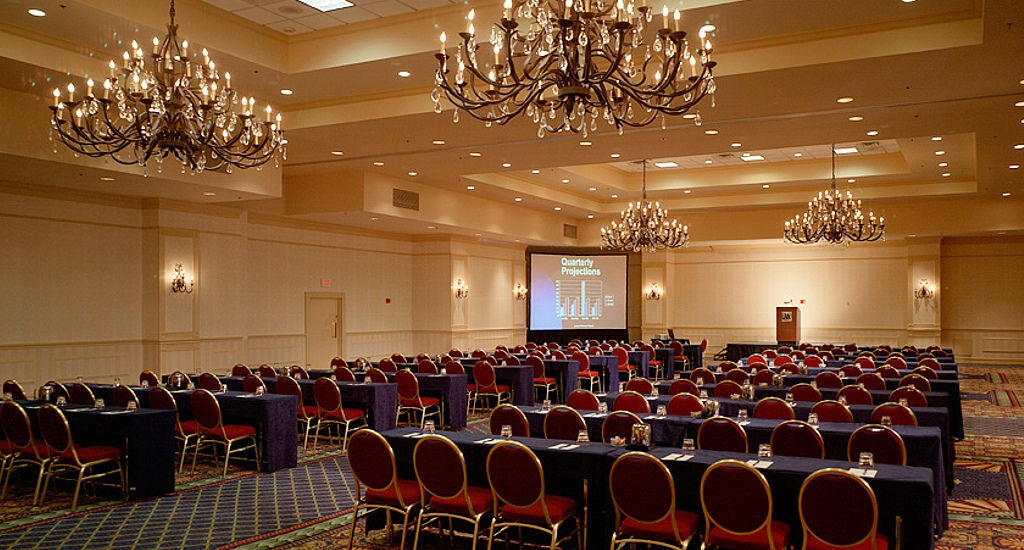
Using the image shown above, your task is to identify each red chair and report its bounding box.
[412,435,492,548]
[912,366,938,380]
[448,348,464,358]
[876,365,900,379]
[68,383,96,406]
[289,365,310,380]
[770,420,824,459]
[334,367,356,382]
[803,355,824,368]
[753,397,795,420]
[844,344,859,353]
[899,373,931,392]
[932,349,949,358]
[609,452,700,548]
[625,378,654,395]
[853,357,876,371]
[566,389,600,411]
[791,350,805,360]
[241,374,266,394]
[810,400,855,423]
[790,383,822,403]
[718,361,740,372]
[366,368,388,384]
[814,371,843,389]
[777,346,792,355]
[701,460,791,550]
[505,355,522,366]
[274,376,318,450]
[884,356,908,370]
[697,417,747,452]
[819,350,835,361]
[840,364,864,378]
[918,357,942,371]
[837,385,873,406]
[314,378,367,450]
[669,340,688,370]
[641,344,664,380]
[588,346,603,356]
[602,411,643,443]
[848,424,906,465]
[488,404,529,437]
[395,371,440,430]
[139,371,160,388]
[889,386,928,407]
[761,349,778,359]
[777,362,800,375]
[258,364,277,378]
[417,360,438,374]
[346,430,420,550]
[38,403,126,510]
[799,468,888,550]
[391,353,408,364]
[527,355,557,402]
[550,350,567,360]
[415,353,431,364]
[752,369,776,386]
[485,355,499,365]
[690,367,716,386]
[330,357,347,369]
[773,355,793,366]
[856,372,886,391]
[667,394,704,417]
[197,372,222,392]
[570,351,601,394]
[378,359,398,373]
[669,379,699,396]
[486,441,582,549]
[444,360,465,375]
[231,364,252,377]
[712,380,744,399]
[747,354,768,367]
[148,385,200,472]
[613,391,650,414]
[613,347,636,380]
[871,402,917,426]
[725,369,750,385]
[471,360,511,412]
[190,390,260,477]
[543,406,587,440]
[0,401,52,504]
[111,385,140,408]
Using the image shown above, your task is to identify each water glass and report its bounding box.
[94,398,105,408]
[2,392,11,401]
[220,384,228,393]
[56,396,67,406]
[440,368,447,375]
[330,374,337,381]
[652,387,659,397]
[256,386,265,396]
[737,409,748,421]
[730,393,740,400]
[785,392,794,403]
[838,395,848,406]
[598,401,608,413]
[114,377,121,386]
[758,444,772,458]
[500,424,513,438]
[542,399,552,411]
[681,438,695,453]
[187,382,195,391]
[898,398,909,407]
[858,452,874,467]
[365,375,372,383]
[880,415,892,427]
[126,400,137,411]
[618,382,625,393]
[577,430,590,445]
[699,390,708,398]
[141,380,149,388]
[424,420,436,434]
[77,376,84,384]
[808,412,819,425]
[656,405,667,416]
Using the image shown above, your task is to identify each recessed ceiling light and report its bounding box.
[99,176,115,182]
[554,207,562,211]
[475,233,481,237]
[941,173,951,177]
[280,89,293,95]
[848,116,863,122]
[432,139,445,145]
[427,225,437,229]
[834,146,859,154]
[847,178,856,183]
[654,161,679,168]
[469,152,482,157]
[502,162,511,168]
[1014,144,1024,149]
[934,150,945,156]
[203,192,216,196]
[610,194,619,198]
[588,187,597,191]
[867,130,879,136]
[704,129,719,135]
[704,159,713,164]
[684,189,691,194]
[1011,164,1021,169]
[741,155,765,162]
[466,185,475,190]
[586,214,595,219]
[793,153,803,157]
[531,169,540,174]
[408,171,418,176]
[331,151,344,156]
[731,143,742,148]
[1003,192,1012,197]
[561,178,570,183]
[901,0,917,3]
[28,8,46,16]
[1016,101,1024,107]
[579,141,592,146]
[836,97,854,103]
[370,217,379,221]
[931,136,942,141]
[610,153,621,158]
[397,70,411,78]
[938,162,948,167]
[373,161,384,166]
[297,0,354,11]
[762,184,770,189]
[514,197,523,202]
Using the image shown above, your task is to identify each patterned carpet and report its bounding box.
[3,364,1024,549]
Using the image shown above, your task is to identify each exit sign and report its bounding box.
[321,278,330,288]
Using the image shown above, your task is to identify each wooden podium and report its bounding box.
[776,306,801,345]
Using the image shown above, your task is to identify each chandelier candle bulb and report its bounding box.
[674,9,680,31]
[440,32,446,54]
[52,88,59,107]
[662,5,668,29]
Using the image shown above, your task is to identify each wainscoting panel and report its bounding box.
[199,338,246,373]
[944,329,1024,364]
[344,331,415,362]
[245,335,306,368]
[0,341,144,395]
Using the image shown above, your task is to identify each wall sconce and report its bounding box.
[170,263,194,294]
[513,283,528,301]
[454,278,469,299]
[645,283,663,301]
[914,278,935,300]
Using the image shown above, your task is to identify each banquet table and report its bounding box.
[382,427,937,549]
[583,355,620,393]
[824,359,959,372]
[463,363,533,406]
[4,399,176,498]
[385,371,468,430]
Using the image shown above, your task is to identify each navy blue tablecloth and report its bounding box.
[463,363,533,406]
[585,355,620,392]
[385,372,467,429]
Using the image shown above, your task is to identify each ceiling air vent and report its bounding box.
[563,224,578,239]
[393,188,420,211]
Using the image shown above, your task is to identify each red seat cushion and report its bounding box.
[298,405,319,419]
[580,371,600,378]
[478,385,510,393]
[534,377,557,384]
[618,365,636,371]
[707,521,791,550]
[365,478,421,507]
[674,355,686,362]
[176,420,199,435]
[467,384,478,392]
[429,486,493,515]
[621,510,700,541]
[805,532,888,550]
[500,495,577,525]
[61,444,121,463]
[22,441,52,458]
[324,408,367,420]
[204,424,257,440]
[0,440,15,454]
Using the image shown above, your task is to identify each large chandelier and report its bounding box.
[783,146,885,244]
[48,0,284,175]
[432,0,717,136]
[601,160,688,252]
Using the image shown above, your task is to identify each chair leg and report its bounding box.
[222,441,232,478]
[347,501,361,550]
[70,467,86,511]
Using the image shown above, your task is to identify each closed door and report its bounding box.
[306,297,342,370]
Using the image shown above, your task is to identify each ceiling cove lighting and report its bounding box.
[654,161,678,168]
[784,144,885,245]
[397,71,411,78]
[297,0,354,11]
[600,160,688,252]
[834,146,859,154]
[741,154,765,162]
[48,0,284,174]
[28,8,46,17]
[433,2,718,136]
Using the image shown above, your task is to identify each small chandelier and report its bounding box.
[601,160,688,252]
[784,145,885,245]
[48,0,284,175]
[432,0,717,136]
[170,263,194,294]
[454,278,470,299]
[513,282,529,300]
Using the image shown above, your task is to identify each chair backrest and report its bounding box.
[566,389,600,411]
[761,349,778,359]
[690,367,716,385]
[334,367,356,382]
[911,366,938,380]
[856,372,886,391]
[668,379,699,396]
[348,430,416,508]
[444,360,466,375]
[712,380,744,399]
[330,357,347,369]
[701,460,774,540]
[570,351,590,372]
[931,349,948,357]
[525,355,545,378]
[668,340,683,354]
[853,357,876,370]
[917,352,935,361]
[790,350,806,360]
[773,355,793,366]
[378,359,398,373]
[848,424,906,465]
[777,346,792,355]
[111,384,140,408]
[899,373,931,392]
[778,362,801,375]
[473,360,497,389]
[504,355,522,366]
[889,386,928,407]
[487,441,551,523]
[601,410,642,443]
[884,356,908,370]
[803,355,823,367]
[610,452,683,541]
[68,382,96,406]
[391,353,407,364]
[840,364,865,378]
[494,348,509,359]
[417,360,438,374]
[489,404,530,437]
[416,353,431,363]
[697,416,748,452]
[273,376,308,418]
[366,368,388,384]
[550,350,567,360]
[724,369,750,384]
[810,400,854,423]
[667,393,704,416]
[41,381,69,400]
[543,405,586,440]
[624,378,654,395]
[800,469,881,550]
[414,435,483,513]
[0,401,34,449]
[876,365,901,379]
[612,391,650,414]
[448,348,464,358]
[753,397,795,420]
[289,365,309,380]
[190,389,224,431]
[814,371,843,389]
[837,384,873,406]
[231,364,252,377]
[37,403,74,455]
[148,385,178,410]
[871,402,917,426]
[258,365,278,378]
[611,347,629,366]
[918,357,941,370]
[314,377,343,413]
[139,371,160,388]
[752,369,775,386]
[790,383,822,402]
[242,374,266,393]
[747,354,767,366]
[197,372,222,391]
[770,420,825,458]
[471,349,488,359]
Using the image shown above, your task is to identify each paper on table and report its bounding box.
[849,468,877,477]
[662,453,693,461]
[405,432,428,438]
[560,444,580,450]
[754,460,773,469]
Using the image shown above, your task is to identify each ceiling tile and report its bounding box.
[233,6,286,23]
[266,19,315,34]
[332,6,379,22]
[362,0,414,16]
[262,0,322,18]
[293,13,347,29]
[397,0,450,9]
[202,0,255,11]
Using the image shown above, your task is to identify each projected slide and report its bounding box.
[529,253,627,330]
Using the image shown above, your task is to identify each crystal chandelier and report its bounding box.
[783,146,885,244]
[48,0,284,175]
[601,160,688,252]
[432,0,717,137]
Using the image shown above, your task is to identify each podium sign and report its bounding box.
[776,306,801,345]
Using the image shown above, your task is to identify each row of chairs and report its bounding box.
[689,367,935,392]
[748,353,945,372]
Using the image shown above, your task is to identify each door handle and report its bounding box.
[331,321,337,338]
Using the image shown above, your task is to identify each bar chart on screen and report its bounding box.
[556,279,604,320]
